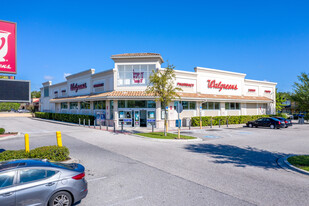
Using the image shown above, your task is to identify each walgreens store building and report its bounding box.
[40,53,276,128]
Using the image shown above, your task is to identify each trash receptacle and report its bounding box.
[182,118,190,127]
[176,119,182,127]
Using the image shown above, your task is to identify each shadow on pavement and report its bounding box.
[184,144,287,169]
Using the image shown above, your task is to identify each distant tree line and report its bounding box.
[276,72,309,116]
[0,103,20,111]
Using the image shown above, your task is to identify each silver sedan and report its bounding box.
[0,159,88,206]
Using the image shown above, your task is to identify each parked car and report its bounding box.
[17,109,30,113]
[0,159,88,206]
[246,117,285,129]
[274,117,292,128]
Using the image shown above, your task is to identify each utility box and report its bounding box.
[183,118,190,127]
[176,119,182,127]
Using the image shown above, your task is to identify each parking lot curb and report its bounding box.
[0,132,21,141]
[61,156,81,164]
[278,155,309,176]
[130,133,203,142]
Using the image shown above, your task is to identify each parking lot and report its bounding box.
[1,117,309,205]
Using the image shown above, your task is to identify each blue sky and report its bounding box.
[1,0,308,92]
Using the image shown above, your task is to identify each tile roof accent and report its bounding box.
[50,91,273,103]
[111,53,161,57]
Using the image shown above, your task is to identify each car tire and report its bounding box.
[270,124,275,129]
[248,123,253,128]
[48,191,73,206]
[285,126,288,128]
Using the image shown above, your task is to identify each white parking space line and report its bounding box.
[107,196,144,206]
[87,176,107,182]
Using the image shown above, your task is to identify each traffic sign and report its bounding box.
[165,106,168,110]
[176,102,183,113]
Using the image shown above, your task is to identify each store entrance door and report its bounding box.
[140,110,147,127]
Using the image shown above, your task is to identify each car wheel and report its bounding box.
[248,123,253,128]
[285,126,288,128]
[270,124,275,129]
[48,191,72,206]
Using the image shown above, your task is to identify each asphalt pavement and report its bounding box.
[0,117,309,206]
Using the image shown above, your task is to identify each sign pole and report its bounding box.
[178,102,181,139]
[200,105,202,129]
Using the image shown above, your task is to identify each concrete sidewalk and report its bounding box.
[31,117,246,133]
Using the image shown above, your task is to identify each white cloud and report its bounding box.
[44,75,54,81]
[64,73,71,79]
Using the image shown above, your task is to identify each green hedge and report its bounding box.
[0,146,69,161]
[191,114,284,126]
[35,112,95,125]
[0,128,5,134]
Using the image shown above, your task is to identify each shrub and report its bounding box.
[191,115,275,126]
[0,146,69,161]
[0,128,5,134]
[305,113,309,122]
[35,112,95,125]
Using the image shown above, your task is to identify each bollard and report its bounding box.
[219,119,221,128]
[113,122,116,133]
[94,120,96,129]
[152,123,154,133]
[79,118,81,126]
[24,133,30,153]
[100,121,102,130]
[106,121,108,131]
[211,119,212,128]
[56,131,63,147]
[227,119,229,128]
[83,119,85,127]
[121,121,124,132]
[88,119,90,128]
[189,120,191,130]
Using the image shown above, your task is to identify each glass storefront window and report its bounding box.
[230,103,235,110]
[225,103,230,110]
[117,64,155,86]
[189,101,196,110]
[80,101,90,110]
[148,111,155,119]
[208,102,213,109]
[94,101,106,110]
[135,101,146,108]
[118,100,155,108]
[70,102,78,109]
[61,102,68,109]
[225,102,240,110]
[118,100,126,108]
[182,101,189,110]
[202,102,220,110]
[44,87,49,97]
[236,103,240,110]
[147,101,156,108]
[215,102,220,110]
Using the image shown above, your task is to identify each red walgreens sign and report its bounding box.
[207,79,238,92]
[70,83,87,92]
[0,20,16,74]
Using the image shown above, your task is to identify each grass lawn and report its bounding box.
[287,155,309,172]
[136,132,196,139]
